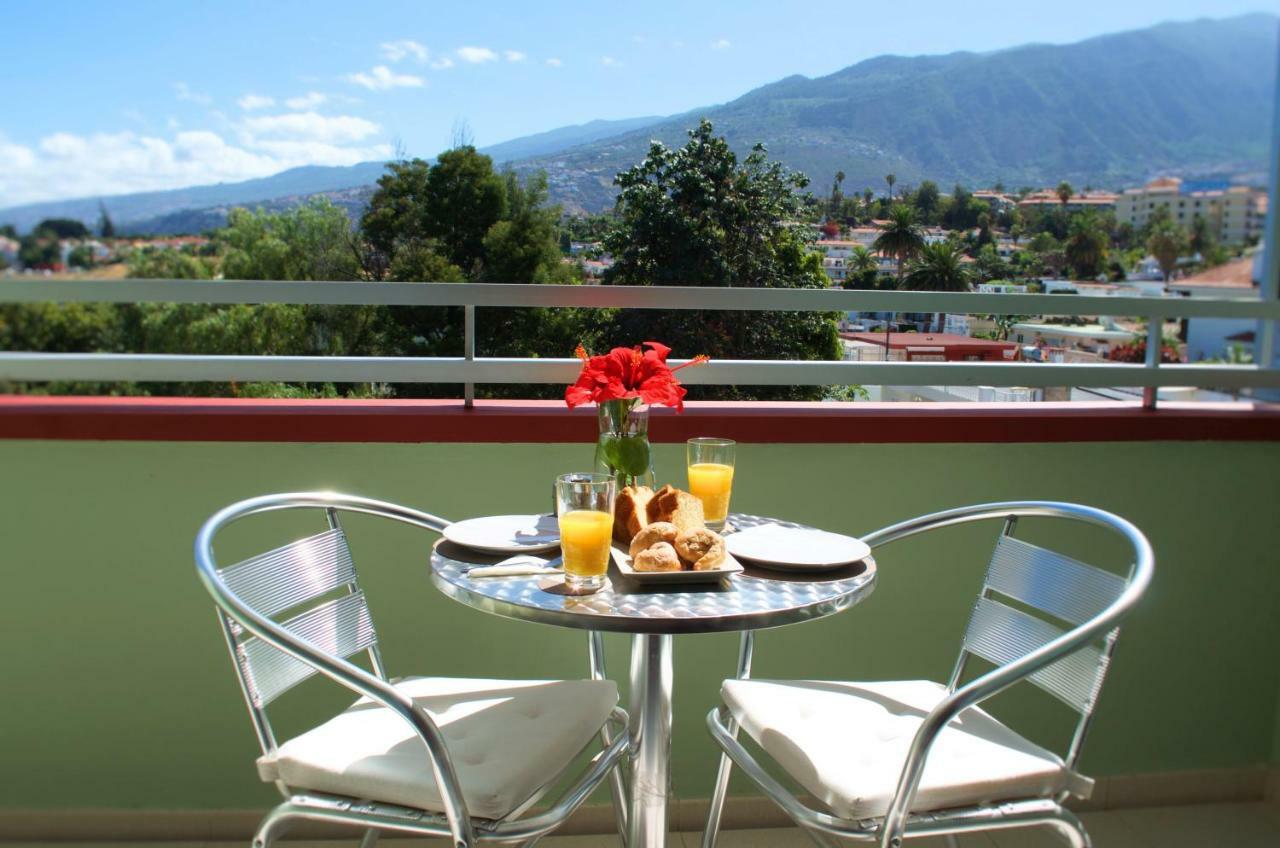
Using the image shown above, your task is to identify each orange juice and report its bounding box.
[558,509,613,578]
[688,462,735,522]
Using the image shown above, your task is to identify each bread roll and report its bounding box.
[674,528,726,570]
[633,541,681,572]
[629,521,678,559]
[613,485,654,544]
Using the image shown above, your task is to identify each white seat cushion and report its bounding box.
[722,679,1089,820]
[258,677,617,820]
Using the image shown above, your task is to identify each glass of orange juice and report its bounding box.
[555,472,616,593]
[687,437,736,532]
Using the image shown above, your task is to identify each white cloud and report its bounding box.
[241,111,380,143]
[457,46,498,64]
[503,50,526,62]
[285,91,327,110]
[0,125,391,207]
[380,39,428,63]
[173,81,211,105]
[711,39,731,50]
[430,57,454,70]
[545,57,562,67]
[632,35,647,45]
[346,65,424,91]
[237,93,275,111]
[600,56,621,67]
[671,40,685,48]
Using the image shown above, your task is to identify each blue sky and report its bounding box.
[0,0,1273,206]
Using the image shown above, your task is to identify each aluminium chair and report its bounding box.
[701,501,1153,848]
[195,492,632,848]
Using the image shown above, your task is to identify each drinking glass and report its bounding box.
[686,437,736,532]
[555,472,616,593]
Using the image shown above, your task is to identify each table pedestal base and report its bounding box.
[628,633,673,848]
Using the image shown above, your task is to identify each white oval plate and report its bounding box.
[724,524,870,571]
[610,546,743,584]
[443,514,561,554]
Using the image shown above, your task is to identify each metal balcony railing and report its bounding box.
[1,278,1278,407]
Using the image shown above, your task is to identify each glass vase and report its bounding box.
[594,398,656,490]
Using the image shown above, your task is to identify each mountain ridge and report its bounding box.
[1,13,1273,231]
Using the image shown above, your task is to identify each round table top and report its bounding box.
[429,513,877,635]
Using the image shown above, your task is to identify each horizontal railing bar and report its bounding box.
[2,353,1276,389]
[0,279,1275,320]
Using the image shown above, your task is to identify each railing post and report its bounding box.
[1142,315,1161,410]
[1257,49,1280,400]
[464,304,475,408]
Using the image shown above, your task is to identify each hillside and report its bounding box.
[515,13,1277,212]
[0,116,667,233]
[2,13,1272,230]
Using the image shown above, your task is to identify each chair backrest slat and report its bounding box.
[986,536,1127,626]
[219,528,356,617]
[236,590,377,706]
[963,596,1107,712]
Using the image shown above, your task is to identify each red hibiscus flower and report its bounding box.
[565,341,707,411]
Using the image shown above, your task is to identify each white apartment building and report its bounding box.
[1116,177,1267,245]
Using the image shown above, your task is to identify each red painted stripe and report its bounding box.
[0,396,1277,443]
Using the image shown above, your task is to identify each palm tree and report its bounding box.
[1065,212,1109,279]
[1056,181,1073,210]
[1147,221,1186,282]
[901,240,973,331]
[872,205,926,345]
[885,173,897,201]
[873,204,926,286]
[846,245,880,289]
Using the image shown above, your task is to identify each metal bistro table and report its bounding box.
[430,514,878,848]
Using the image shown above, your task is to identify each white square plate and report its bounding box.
[610,546,744,584]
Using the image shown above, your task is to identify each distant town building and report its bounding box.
[1116,177,1266,245]
[1018,189,1118,215]
[972,190,1017,212]
[841,332,1018,362]
[1168,254,1261,361]
[1010,320,1132,355]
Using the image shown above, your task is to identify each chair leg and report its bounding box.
[702,733,737,847]
[943,835,960,848]
[359,828,380,848]
[1049,807,1092,848]
[251,803,295,848]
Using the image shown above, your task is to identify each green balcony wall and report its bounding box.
[3,438,1279,811]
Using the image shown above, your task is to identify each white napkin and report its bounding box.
[466,554,561,578]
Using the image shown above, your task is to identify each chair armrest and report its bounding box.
[864,500,1153,848]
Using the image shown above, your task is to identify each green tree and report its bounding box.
[360,157,434,279]
[97,203,116,238]
[480,171,574,284]
[1056,181,1073,210]
[67,244,96,270]
[18,235,58,268]
[602,120,839,400]
[34,218,90,239]
[1065,212,1109,279]
[423,146,507,273]
[901,240,972,333]
[901,240,973,291]
[972,244,1010,283]
[872,204,926,286]
[845,245,881,289]
[1147,220,1186,282]
[914,180,941,222]
[220,199,361,282]
[0,224,17,239]
[885,173,896,200]
[1188,214,1216,257]
[126,247,215,280]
